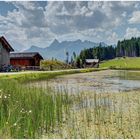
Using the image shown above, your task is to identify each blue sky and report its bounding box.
[0,1,140,51]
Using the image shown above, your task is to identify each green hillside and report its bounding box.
[100,57,140,69]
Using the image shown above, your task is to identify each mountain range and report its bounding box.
[25,39,107,61]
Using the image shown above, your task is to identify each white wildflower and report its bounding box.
[29,110,32,113]
[20,110,23,113]
[13,123,17,126]
[20,108,25,113]
[4,95,7,99]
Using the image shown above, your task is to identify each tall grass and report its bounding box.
[0,79,73,138]
[0,72,140,138]
[43,89,140,139]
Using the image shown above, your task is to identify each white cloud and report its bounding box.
[0,1,55,50]
[1,1,140,51]
[120,1,136,7]
[107,32,119,44]
[44,1,125,36]
[13,2,47,28]
[129,11,140,24]
[124,27,140,39]
[122,12,127,17]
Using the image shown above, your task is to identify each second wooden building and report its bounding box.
[10,52,43,67]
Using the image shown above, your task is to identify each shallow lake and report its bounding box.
[30,70,140,94]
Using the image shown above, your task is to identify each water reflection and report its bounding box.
[30,70,140,94]
[48,70,140,94]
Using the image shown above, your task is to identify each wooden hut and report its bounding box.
[0,36,14,66]
[85,59,99,68]
[10,52,43,67]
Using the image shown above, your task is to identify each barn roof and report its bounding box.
[85,59,99,63]
[10,52,43,59]
[0,36,14,52]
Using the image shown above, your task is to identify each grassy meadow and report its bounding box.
[100,57,140,70]
[0,68,140,138]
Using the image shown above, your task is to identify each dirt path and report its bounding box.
[0,68,107,76]
[0,69,79,76]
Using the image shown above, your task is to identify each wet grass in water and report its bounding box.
[0,78,140,138]
[44,89,140,139]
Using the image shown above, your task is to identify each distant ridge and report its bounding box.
[25,39,107,60]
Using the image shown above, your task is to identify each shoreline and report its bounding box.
[0,67,140,83]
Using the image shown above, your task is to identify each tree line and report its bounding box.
[116,37,140,57]
[70,37,140,68]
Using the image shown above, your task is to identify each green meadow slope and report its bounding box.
[100,57,140,70]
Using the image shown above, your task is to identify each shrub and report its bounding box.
[40,60,72,71]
